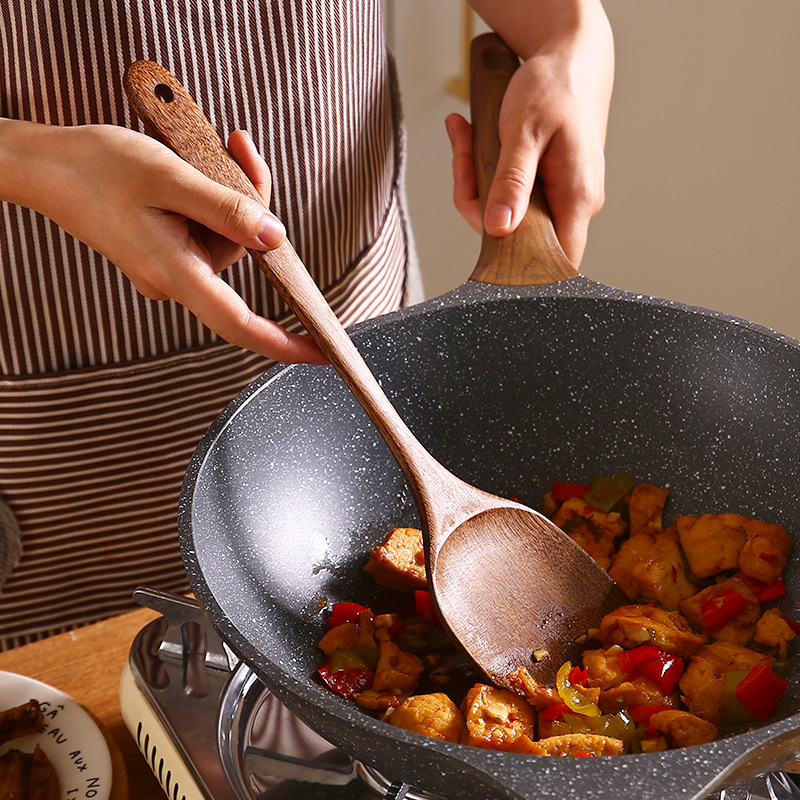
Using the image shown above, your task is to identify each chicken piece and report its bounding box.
[610,528,697,610]
[371,640,425,694]
[364,527,427,591]
[649,709,718,748]
[0,699,44,746]
[753,608,797,659]
[679,641,774,723]
[679,576,760,645]
[27,745,60,800]
[505,667,560,710]
[676,513,748,578]
[461,684,536,751]
[739,519,793,585]
[598,676,677,714]
[581,646,627,690]
[628,483,670,536]
[389,693,466,743]
[317,622,359,655]
[599,604,706,658]
[552,497,628,570]
[510,733,624,757]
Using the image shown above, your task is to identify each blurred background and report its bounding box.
[386,1,800,339]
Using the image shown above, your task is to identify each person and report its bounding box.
[0,0,613,648]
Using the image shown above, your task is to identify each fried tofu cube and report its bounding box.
[648,709,718,748]
[389,693,466,743]
[739,519,793,585]
[364,527,427,591]
[552,497,628,570]
[628,483,670,536]
[679,576,760,645]
[679,641,774,723]
[610,528,697,610]
[676,513,748,578]
[510,733,624,757]
[609,532,658,601]
[599,604,706,659]
[753,608,796,658]
[461,684,536,751]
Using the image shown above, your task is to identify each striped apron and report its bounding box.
[0,0,417,648]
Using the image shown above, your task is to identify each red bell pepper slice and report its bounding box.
[327,615,349,629]
[569,665,589,687]
[786,617,800,635]
[700,588,750,632]
[627,704,673,724]
[331,602,373,624]
[414,590,438,623]
[737,572,786,604]
[550,482,590,503]
[317,658,374,698]
[635,654,684,695]
[540,702,570,721]
[573,751,597,757]
[617,645,661,673]
[734,664,788,723]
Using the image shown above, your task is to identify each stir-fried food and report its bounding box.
[316,475,795,757]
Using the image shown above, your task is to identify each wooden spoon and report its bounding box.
[123,33,626,686]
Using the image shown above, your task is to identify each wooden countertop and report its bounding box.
[0,606,164,800]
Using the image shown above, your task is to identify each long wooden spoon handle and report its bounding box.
[468,33,578,286]
[123,61,442,494]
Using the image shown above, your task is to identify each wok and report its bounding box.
[177,44,800,800]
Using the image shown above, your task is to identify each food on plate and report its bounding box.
[315,476,795,757]
[0,699,43,746]
[0,700,60,799]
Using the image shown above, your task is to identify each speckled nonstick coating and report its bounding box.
[179,275,800,800]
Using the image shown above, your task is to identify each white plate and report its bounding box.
[0,671,112,800]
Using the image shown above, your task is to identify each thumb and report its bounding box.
[483,129,539,237]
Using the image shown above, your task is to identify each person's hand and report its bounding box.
[448,0,614,266]
[5,121,325,363]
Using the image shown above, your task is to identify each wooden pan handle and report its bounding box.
[468,33,578,286]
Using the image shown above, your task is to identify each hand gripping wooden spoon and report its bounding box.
[123,33,626,686]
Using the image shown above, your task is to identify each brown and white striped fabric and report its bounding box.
[0,0,415,648]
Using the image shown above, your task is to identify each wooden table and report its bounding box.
[0,606,164,800]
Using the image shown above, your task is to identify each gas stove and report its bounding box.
[120,588,800,800]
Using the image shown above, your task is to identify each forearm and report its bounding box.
[0,118,53,210]
[466,0,612,62]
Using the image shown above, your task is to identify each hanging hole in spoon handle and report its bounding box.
[468,33,578,286]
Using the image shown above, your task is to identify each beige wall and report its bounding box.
[391,1,800,339]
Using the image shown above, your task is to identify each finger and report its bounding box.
[538,129,605,267]
[483,123,540,237]
[173,259,328,364]
[159,156,286,253]
[227,130,273,208]
[445,114,482,234]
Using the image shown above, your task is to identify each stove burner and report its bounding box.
[120,589,800,800]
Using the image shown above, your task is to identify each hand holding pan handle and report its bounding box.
[468,34,579,286]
